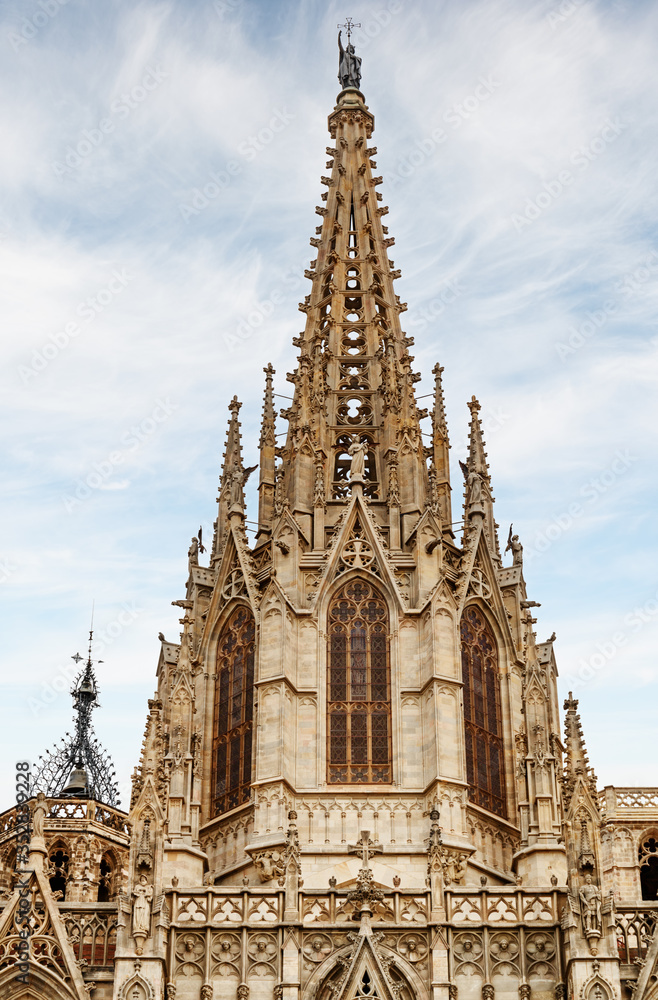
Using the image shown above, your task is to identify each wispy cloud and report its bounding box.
[1,0,657,801]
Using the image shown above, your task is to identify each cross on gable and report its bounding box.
[348,830,382,867]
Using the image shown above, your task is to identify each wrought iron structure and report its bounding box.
[32,631,119,807]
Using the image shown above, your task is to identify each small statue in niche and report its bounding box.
[348,437,368,482]
[132,874,153,944]
[579,874,602,936]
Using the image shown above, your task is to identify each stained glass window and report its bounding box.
[328,580,391,784]
[212,606,255,816]
[460,605,506,817]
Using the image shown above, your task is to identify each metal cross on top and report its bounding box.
[348,830,382,868]
[337,17,361,44]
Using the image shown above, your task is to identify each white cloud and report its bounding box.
[1,0,657,805]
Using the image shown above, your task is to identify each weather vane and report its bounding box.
[337,17,360,44]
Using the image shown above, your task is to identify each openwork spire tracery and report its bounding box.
[270,84,433,528]
[32,633,119,807]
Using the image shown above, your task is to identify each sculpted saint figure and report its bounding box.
[510,534,523,566]
[348,438,368,481]
[132,874,153,937]
[338,31,362,90]
[467,470,482,505]
[32,791,48,841]
[188,536,199,566]
[579,874,602,934]
[229,464,244,508]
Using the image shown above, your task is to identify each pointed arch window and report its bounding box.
[328,580,391,784]
[639,832,658,900]
[212,606,255,817]
[460,606,506,817]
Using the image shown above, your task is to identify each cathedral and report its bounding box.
[2,34,658,1000]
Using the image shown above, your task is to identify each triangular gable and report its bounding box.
[272,506,311,549]
[312,491,407,611]
[202,530,258,639]
[457,523,517,656]
[0,862,89,999]
[333,934,399,1000]
[403,506,442,549]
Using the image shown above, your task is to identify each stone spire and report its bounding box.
[431,363,452,532]
[256,364,277,544]
[464,395,500,564]
[212,395,249,566]
[276,84,433,545]
[563,692,599,809]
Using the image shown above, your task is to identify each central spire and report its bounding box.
[264,53,438,551]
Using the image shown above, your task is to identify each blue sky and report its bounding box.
[1,0,657,809]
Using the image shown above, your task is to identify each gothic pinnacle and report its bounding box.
[467,395,489,477]
[257,364,277,542]
[273,72,428,522]
[431,363,452,530]
[212,395,252,563]
[563,691,599,805]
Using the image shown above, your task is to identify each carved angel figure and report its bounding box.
[467,470,483,506]
[229,462,258,508]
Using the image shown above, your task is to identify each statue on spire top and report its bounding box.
[338,22,362,91]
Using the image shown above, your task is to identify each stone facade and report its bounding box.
[0,80,657,1000]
